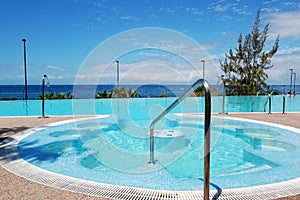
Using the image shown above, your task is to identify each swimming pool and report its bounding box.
[0,95,300,116]
[15,114,300,191]
[1,114,300,199]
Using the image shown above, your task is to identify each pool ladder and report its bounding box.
[149,79,211,200]
[263,93,286,114]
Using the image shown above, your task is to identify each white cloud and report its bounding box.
[231,6,252,15]
[263,0,278,5]
[213,4,229,12]
[218,15,233,21]
[208,0,228,12]
[276,46,300,55]
[267,11,300,39]
[184,8,203,15]
[96,17,107,23]
[47,74,70,80]
[208,0,251,20]
[74,54,220,85]
[74,27,222,85]
[209,0,245,13]
[159,7,174,14]
[46,65,66,71]
[213,0,227,5]
[202,41,220,50]
[121,16,138,21]
[261,7,280,13]
[283,1,298,7]
[267,51,300,84]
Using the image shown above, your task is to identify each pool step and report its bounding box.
[217,162,271,177]
[230,162,271,174]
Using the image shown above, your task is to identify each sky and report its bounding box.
[1,0,300,85]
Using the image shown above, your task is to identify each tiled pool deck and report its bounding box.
[0,113,300,200]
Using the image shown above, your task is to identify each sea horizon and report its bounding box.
[0,84,299,100]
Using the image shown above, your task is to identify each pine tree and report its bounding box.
[220,10,279,95]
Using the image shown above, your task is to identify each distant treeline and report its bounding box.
[0,97,17,101]
[95,87,220,98]
[0,85,287,101]
[37,91,75,100]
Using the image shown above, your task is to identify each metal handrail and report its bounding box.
[149,79,211,200]
[263,94,271,114]
[263,92,286,114]
[250,90,263,112]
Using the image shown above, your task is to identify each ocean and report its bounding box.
[0,85,192,100]
[0,85,299,100]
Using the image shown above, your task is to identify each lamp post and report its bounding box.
[42,75,50,118]
[116,61,119,88]
[221,75,226,114]
[201,60,205,79]
[22,38,28,100]
[293,72,296,95]
[289,68,293,95]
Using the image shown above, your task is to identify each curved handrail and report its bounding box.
[270,89,286,114]
[149,79,211,200]
[263,93,272,114]
[250,90,264,112]
[263,95,269,112]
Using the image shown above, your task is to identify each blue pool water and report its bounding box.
[18,115,300,190]
[0,95,300,116]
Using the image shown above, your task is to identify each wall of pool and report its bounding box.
[0,95,300,116]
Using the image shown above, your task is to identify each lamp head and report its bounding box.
[43,74,50,87]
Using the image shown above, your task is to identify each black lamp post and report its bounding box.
[293,72,296,95]
[221,75,226,114]
[22,38,28,100]
[201,60,205,79]
[116,61,119,88]
[289,68,293,95]
[42,74,49,118]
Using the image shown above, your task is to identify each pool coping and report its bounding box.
[1,115,300,199]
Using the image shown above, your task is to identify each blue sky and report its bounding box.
[1,0,300,85]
